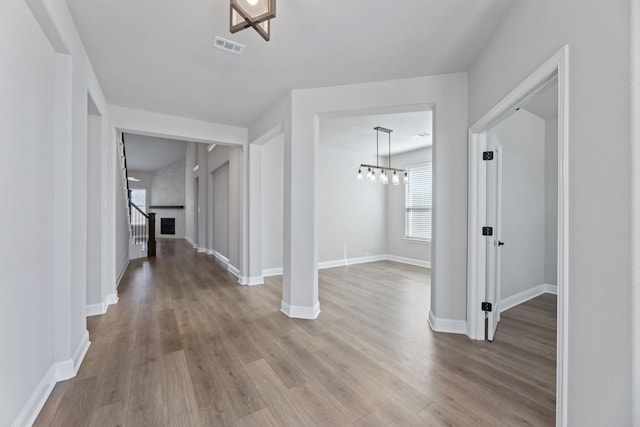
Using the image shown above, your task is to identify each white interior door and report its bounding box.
[486,139,503,341]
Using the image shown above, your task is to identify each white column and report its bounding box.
[281,111,320,319]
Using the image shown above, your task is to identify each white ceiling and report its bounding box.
[124,133,188,171]
[320,111,432,156]
[66,0,514,127]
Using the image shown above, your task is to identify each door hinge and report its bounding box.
[481,302,493,312]
[482,226,493,236]
[482,151,494,161]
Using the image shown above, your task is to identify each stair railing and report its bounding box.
[130,202,156,257]
[120,133,156,257]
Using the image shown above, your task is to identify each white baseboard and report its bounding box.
[13,331,91,426]
[500,283,557,313]
[317,254,429,270]
[86,292,119,317]
[55,330,90,381]
[318,259,348,269]
[242,276,264,286]
[105,292,119,306]
[428,310,467,334]
[263,267,283,277]
[268,254,429,276]
[197,247,207,253]
[347,254,387,266]
[228,264,241,279]
[544,283,558,295]
[54,359,74,382]
[11,365,56,427]
[318,254,387,270]
[86,302,107,317]
[280,300,321,320]
[204,250,244,284]
[185,236,196,248]
[213,250,230,266]
[116,259,130,288]
[385,255,431,269]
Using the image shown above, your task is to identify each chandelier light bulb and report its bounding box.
[247,0,259,5]
[392,171,400,186]
[403,171,409,184]
[369,169,376,183]
[357,168,363,182]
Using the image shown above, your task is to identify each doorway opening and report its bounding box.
[315,107,433,322]
[484,79,558,341]
[467,46,569,425]
[317,109,433,270]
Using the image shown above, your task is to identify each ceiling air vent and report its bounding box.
[213,36,245,55]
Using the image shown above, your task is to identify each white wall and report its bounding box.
[385,147,432,263]
[544,115,558,286]
[0,1,55,424]
[247,97,290,282]
[2,0,112,424]
[468,0,632,423]
[86,113,103,306]
[207,145,242,269]
[212,163,230,258]
[491,110,546,299]
[184,142,197,244]
[261,141,431,272]
[186,142,244,270]
[269,73,467,320]
[186,143,208,250]
[261,137,284,271]
[318,146,387,263]
[149,157,186,239]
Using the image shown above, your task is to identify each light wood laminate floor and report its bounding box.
[36,239,556,426]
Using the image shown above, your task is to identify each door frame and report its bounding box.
[466,46,569,426]
[486,139,503,341]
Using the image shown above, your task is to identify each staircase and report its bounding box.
[119,134,156,259]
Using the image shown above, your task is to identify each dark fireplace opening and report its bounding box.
[160,218,176,235]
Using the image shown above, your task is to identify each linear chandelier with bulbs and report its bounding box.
[357,127,408,186]
[230,0,276,41]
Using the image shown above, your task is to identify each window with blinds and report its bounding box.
[405,162,432,241]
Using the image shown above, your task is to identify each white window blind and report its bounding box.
[405,162,432,241]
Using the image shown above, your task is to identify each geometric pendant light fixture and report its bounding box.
[357,127,408,186]
[230,0,276,41]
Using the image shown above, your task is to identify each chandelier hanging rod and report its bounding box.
[374,126,392,168]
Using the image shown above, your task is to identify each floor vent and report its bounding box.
[213,36,245,55]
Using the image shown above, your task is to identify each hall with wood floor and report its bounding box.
[35,239,556,426]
